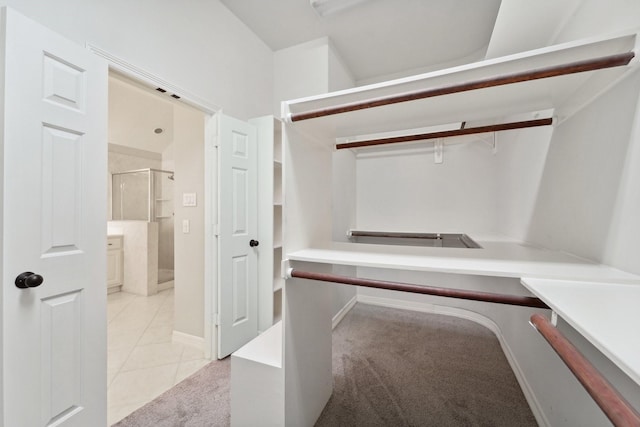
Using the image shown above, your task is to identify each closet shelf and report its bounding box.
[286,241,640,283]
[282,31,638,143]
[523,278,640,387]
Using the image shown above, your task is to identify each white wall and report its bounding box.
[328,43,355,92]
[274,37,355,116]
[553,0,640,44]
[495,127,553,242]
[0,0,273,120]
[355,139,503,235]
[173,103,206,338]
[485,0,582,59]
[526,70,640,272]
[273,37,332,116]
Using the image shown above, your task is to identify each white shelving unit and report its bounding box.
[253,115,284,332]
[233,31,640,427]
[276,30,640,427]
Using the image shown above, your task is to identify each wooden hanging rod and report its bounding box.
[290,52,635,122]
[288,269,549,309]
[530,314,640,427]
[336,117,552,150]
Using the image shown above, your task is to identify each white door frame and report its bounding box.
[87,44,220,359]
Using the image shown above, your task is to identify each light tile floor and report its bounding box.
[107,289,210,425]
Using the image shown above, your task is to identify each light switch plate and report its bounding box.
[182,219,190,233]
[183,193,197,207]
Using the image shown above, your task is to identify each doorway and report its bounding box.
[106,71,210,424]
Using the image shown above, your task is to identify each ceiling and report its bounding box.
[109,73,175,154]
[220,0,503,84]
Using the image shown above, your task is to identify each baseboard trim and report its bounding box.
[356,293,550,427]
[172,330,205,351]
[332,295,357,330]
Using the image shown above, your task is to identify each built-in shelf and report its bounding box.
[522,278,640,387]
[254,115,284,331]
[283,31,639,143]
[287,240,640,282]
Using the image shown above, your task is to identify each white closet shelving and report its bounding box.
[253,115,284,332]
[232,30,640,427]
[283,30,638,146]
[276,29,640,427]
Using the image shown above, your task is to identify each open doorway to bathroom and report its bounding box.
[106,71,209,425]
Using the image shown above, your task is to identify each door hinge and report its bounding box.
[214,313,221,326]
[214,224,219,236]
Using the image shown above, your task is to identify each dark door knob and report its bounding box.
[15,272,44,289]
[249,239,259,247]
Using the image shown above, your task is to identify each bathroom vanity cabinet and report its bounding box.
[107,235,123,293]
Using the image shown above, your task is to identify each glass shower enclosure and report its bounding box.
[112,168,175,285]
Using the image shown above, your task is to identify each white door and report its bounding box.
[1,8,108,426]
[218,114,259,358]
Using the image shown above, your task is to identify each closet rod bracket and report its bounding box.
[434,139,443,164]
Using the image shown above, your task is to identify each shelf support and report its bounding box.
[434,139,443,164]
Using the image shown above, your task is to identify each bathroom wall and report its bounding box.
[172,102,206,339]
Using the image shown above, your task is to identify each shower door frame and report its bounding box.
[111,168,175,222]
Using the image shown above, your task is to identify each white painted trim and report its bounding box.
[332,295,357,330]
[204,113,219,360]
[86,43,220,115]
[356,293,550,427]
[173,330,206,352]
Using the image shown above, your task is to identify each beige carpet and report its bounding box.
[316,304,537,426]
[111,358,230,427]
[114,303,536,426]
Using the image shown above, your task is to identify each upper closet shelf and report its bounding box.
[282,31,638,143]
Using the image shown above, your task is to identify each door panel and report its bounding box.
[218,114,258,358]
[2,8,108,426]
